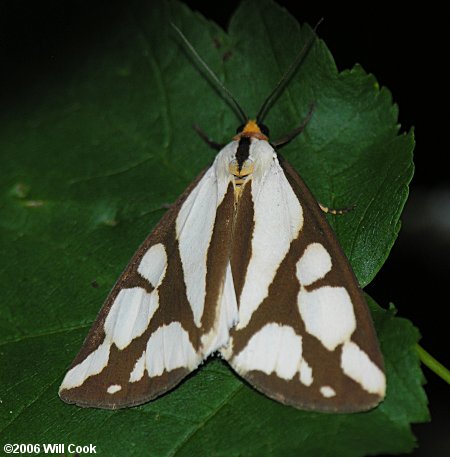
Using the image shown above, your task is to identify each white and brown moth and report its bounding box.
[59,24,386,413]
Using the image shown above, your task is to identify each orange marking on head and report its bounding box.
[243,120,261,134]
[233,120,268,141]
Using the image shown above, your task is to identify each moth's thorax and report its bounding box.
[215,135,277,201]
[228,155,255,187]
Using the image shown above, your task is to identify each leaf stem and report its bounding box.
[416,344,450,385]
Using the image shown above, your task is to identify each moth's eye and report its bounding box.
[259,124,270,136]
[236,124,245,134]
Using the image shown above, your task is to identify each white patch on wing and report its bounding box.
[232,323,307,380]
[341,341,386,396]
[296,243,332,286]
[320,386,336,398]
[104,287,159,350]
[298,286,356,351]
[129,351,146,383]
[299,359,313,386]
[107,384,122,394]
[237,141,303,329]
[146,322,199,377]
[61,285,161,391]
[59,341,111,390]
[137,243,167,287]
[219,336,234,360]
[201,262,238,356]
[176,154,231,327]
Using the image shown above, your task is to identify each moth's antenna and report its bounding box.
[256,18,323,124]
[171,23,248,124]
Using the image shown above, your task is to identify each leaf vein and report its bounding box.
[0,323,92,347]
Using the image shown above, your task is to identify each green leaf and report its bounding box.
[0,0,427,456]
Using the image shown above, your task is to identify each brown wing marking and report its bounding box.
[60,169,234,409]
[223,155,385,413]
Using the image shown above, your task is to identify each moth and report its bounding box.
[59,23,386,413]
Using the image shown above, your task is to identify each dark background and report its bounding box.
[1,1,448,456]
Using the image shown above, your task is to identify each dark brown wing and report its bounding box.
[59,167,236,409]
[221,153,385,413]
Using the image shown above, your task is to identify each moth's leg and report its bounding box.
[193,124,224,151]
[319,202,356,215]
[271,103,315,149]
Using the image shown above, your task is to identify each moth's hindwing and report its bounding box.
[220,141,386,413]
[59,166,238,409]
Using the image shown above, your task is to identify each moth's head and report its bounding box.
[233,120,269,141]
